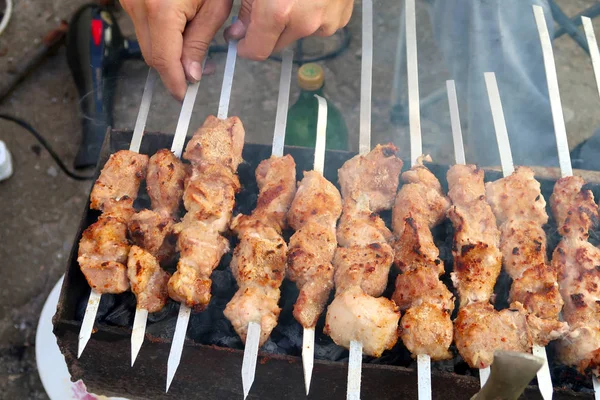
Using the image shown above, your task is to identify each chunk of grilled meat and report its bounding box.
[337,143,403,212]
[550,176,598,240]
[78,215,130,294]
[287,171,342,328]
[230,155,297,235]
[324,286,400,357]
[454,302,567,369]
[146,149,186,218]
[447,165,501,306]
[183,115,245,170]
[224,226,287,345]
[510,263,562,321]
[168,221,230,309]
[485,166,548,226]
[393,266,454,311]
[391,158,454,361]
[336,195,393,248]
[128,209,175,264]
[181,163,240,233]
[168,116,245,309]
[552,236,600,374]
[127,245,170,313]
[498,219,547,279]
[90,150,148,212]
[334,243,394,298]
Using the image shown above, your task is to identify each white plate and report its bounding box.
[35,276,129,400]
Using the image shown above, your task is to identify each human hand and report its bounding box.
[121,0,233,100]
[225,0,354,61]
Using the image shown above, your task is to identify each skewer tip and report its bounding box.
[131,307,149,367]
[347,340,363,400]
[302,328,315,395]
[165,305,191,392]
[532,345,554,400]
[593,375,600,400]
[78,290,101,358]
[479,367,491,388]
[242,322,261,399]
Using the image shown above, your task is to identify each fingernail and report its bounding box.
[188,61,202,82]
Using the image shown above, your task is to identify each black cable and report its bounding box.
[0,113,94,180]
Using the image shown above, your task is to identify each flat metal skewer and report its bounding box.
[78,68,157,359]
[346,0,373,398]
[484,71,553,400]
[242,49,294,400]
[447,78,492,388]
[131,63,204,367]
[581,16,600,398]
[166,36,238,393]
[405,0,431,398]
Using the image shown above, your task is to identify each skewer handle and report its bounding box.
[484,72,514,176]
[405,0,422,166]
[446,80,465,165]
[314,95,328,174]
[130,69,158,153]
[359,0,373,156]
[347,340,362,400]
[218,25,238,120]
[171,81,200,158]
[272,49,294,158]
[583,17,600,101]
[532,5,572,177]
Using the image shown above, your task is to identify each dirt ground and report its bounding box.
[1,0,600,398]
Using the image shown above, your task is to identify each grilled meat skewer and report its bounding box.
[325,144,403,358]
[78,150,148,293]
[168,115,245,311]
[224,154,297,345]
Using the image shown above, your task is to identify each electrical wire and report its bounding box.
[0,114,94,180]
[0,0,13,37]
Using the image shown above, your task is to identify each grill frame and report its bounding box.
[52,129,594,400]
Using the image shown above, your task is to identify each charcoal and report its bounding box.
[103,292,136,326]
[315,340,347,362]
[147,301,177,323]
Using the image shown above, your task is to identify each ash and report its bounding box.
[72,152,600,394]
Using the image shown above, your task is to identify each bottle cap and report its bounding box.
[298,63,324,91]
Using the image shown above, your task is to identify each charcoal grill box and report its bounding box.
[52,129,593,400]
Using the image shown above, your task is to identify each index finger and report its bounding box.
[147,3,188,100]
[237,0,289,61]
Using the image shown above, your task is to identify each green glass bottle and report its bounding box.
[285,63,348,151]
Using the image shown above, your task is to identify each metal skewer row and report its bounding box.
[404,0,431,398]
[242,49,294,400]
[345,0,373,398]
[484,71,553,400]
[166,34,238,393]
[78,68,158,359]
[557,9,600,400]
[130,59,206,367]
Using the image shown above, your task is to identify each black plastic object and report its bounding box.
[66,4,141,168]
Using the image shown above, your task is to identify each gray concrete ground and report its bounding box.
[1,0,600,399]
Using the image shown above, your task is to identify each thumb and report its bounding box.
[181,0,232,83]
[224,0,252,40]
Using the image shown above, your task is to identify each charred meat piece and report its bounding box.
[230,154,297,235]
[324,286,399,357]
[336,195,393,248]
[78,215,130,294]
[393,266,454,311]
[127,245,170,313]
[146,149,186,218]
[337,143,403,212]
[128,209,174,264]
[90,150,148,212]
[550,176,598,240]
